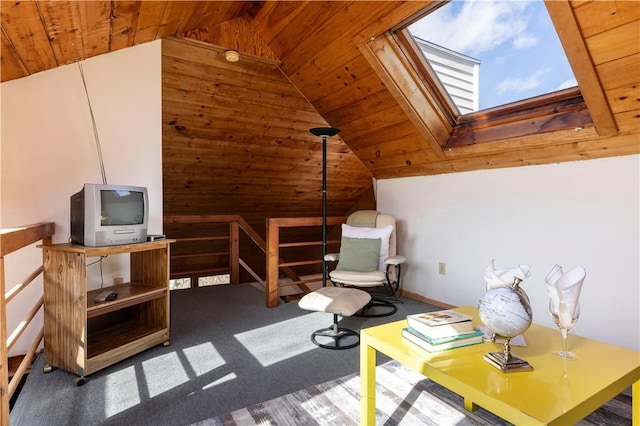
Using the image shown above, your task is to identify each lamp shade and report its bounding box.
[310,127,340,138]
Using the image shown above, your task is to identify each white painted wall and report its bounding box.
[378,155,640,352]
[1,40,162,356]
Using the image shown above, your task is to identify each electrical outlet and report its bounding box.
[438,262,446,275]
[113,277,124,285]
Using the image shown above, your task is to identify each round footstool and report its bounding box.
[298,286,371,350]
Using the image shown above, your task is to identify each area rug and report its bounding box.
[195,361,631,426]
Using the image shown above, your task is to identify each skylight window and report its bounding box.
[408,0,577,115]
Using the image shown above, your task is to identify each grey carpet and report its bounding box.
[10,283,439,425]
[10,284,632,425]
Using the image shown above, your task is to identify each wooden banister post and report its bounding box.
[229,221,239,284]
[266,219,280,308]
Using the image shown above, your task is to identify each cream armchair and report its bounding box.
[325,211,406,317]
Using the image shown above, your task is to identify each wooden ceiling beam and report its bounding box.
[545,0,618,137]
[571,0,640,38]
[359,32,449,159]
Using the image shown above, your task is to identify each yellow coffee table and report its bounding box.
[360,306,640,425]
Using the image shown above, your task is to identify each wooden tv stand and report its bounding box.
[40,240,174,385]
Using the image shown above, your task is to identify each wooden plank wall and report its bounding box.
[161,36,374,278]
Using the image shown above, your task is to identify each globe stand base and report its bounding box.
[484,352,533,372]
[484,339,533,373]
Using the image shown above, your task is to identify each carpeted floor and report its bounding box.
[10,283,439,425]
[10,283,632,425]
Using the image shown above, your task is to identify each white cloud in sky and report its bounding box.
[410,0,532,57]
[513,33,538,50]
[497,68,550,94]
[557,78,578,90]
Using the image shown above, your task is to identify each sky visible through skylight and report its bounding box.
[409,0,577,111]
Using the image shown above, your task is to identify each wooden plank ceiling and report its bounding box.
[2,0,639,234]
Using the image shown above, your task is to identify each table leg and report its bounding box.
[464,398,478,412]
[633,381,638,426]
[360,336,376,426]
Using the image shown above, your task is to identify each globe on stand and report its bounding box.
[478,277,533,372]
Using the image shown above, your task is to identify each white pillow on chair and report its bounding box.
[341,224,393,271]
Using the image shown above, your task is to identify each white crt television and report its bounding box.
[70,183,149,247]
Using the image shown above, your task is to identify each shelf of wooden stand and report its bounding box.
[87,283,166,318]
[87,319,166,359]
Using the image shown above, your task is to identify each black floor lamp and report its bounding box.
[309,127,340,288]
[300,126,371,350]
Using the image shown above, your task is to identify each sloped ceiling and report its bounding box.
[2,1,639,228]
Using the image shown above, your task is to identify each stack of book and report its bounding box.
[402,310,483,352]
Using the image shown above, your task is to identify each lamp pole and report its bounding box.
[309,127,340,287]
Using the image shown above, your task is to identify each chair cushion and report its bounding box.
[335,237,381,272]
[298,287,371,316]
[330,269,386,287]
[342,224,392,271]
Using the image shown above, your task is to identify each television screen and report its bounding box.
[100,189,145,226]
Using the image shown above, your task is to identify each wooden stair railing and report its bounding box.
[266,217,345,308]
[1,222,55,426]
[164,215,346,308]
[165,215,306,291]
[164,215,243,285]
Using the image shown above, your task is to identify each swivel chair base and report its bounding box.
[355,298,398,318]
[311,316,360,350]
[299,287,371,350]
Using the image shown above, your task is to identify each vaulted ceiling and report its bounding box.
[2,1,639,231]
